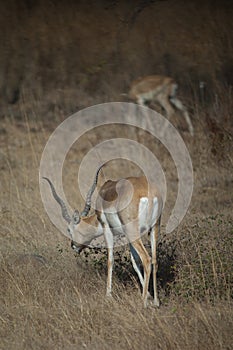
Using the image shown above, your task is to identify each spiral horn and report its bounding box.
[43,177,71,223]
[81,164,104,217]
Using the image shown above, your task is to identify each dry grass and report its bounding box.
[1,257,232,350]
[0,88,232,349]
[0,1,233,348]
[1,0,233,109]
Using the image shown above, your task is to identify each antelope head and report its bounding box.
[43,165,103,253]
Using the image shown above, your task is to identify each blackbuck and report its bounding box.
[129,75,194,136]
[43,165,163,307]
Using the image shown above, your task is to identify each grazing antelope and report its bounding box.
[43,165,163,307]
[129,75,194,136]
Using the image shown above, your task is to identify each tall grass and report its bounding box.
[0,86,232,348]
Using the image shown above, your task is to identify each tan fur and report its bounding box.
[69,176,163,307]
[45,172,163,306]
[128,74,194,136]
[129,75,174,100]
[87,176,162,307]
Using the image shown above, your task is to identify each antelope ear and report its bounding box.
[72,210,80,225]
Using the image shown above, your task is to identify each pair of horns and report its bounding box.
[43,164,104,223]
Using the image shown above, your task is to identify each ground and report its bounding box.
[0,1,233,349]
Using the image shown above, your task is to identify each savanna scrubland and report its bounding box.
[0,1,232,349]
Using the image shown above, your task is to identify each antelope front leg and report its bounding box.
[103,223,114,297]
[170,96,194,136]
[106,246,114,297]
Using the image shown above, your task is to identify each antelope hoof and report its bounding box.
[106,291,112,298]
[153,298,160,308]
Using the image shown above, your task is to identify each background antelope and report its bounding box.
[43,165,163,307]
[129,75,194,136]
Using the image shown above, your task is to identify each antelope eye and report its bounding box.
[71,241,77,250]
[74,217,80,225]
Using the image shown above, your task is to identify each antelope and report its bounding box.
[129,75,194,136]
[43,165,163,307]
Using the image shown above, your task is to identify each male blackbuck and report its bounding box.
[43,165,163,307]
[129,75,194,136]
